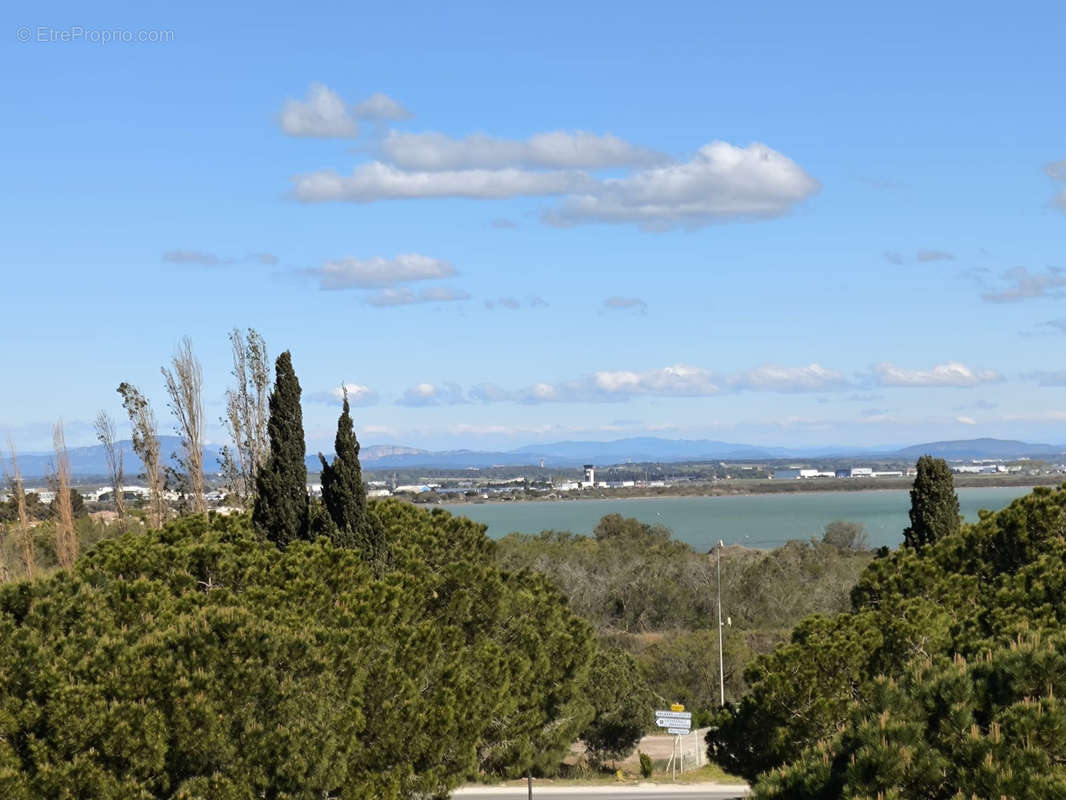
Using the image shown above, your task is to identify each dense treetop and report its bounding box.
[0,501,596,798]
[711,484,1066,798]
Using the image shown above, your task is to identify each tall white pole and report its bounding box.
[716,539,725,707]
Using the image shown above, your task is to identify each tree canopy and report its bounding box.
[252,351,308,547]
[902,455,960,551]
[0,501,596,797]
[710,484,1066,798]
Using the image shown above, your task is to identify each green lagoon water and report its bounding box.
[441,486,1035,551]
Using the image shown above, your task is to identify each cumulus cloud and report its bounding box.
[981,266,1066,302]
[726,364,848,393]
[307,383,380,405]
[289,135,818,230]
[352,92,412,121]
[398,382,468,406]
[365,286,470,307]
[955,416,977,425]
[873,362,1004,387]
[544,142,820,230]
[380,130,664,170]
[592,364,719,397]
[603,296,647,313]
[280,83,358,138]
[292,163,592,202]
[311,253,455,290]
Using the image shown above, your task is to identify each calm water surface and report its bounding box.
[441,486,1034,551]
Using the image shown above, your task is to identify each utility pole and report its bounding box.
[716,539,725,707]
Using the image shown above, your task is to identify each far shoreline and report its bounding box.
[432,474,1060,507]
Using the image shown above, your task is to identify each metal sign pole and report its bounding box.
[717,539,725,708]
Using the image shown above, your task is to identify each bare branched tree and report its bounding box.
[117,382,166,527]
[5,438,35,577]
[52,421,77,569]
[161,337,205,513]
[94,410,125,516]
[220,328,271,505]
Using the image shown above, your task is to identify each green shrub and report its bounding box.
[639,750,653,778]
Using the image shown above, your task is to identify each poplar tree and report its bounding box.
[902,455,960,551]
[253,351,308,546]
[318,390,378,555]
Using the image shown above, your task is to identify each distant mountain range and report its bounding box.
[11,436,1064,480]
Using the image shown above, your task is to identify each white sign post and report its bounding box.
[656,708,693,777]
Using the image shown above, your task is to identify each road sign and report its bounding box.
[656,719,691,730]
[654,710,692,721]
[667,727,691,735]
[670,703,686,712]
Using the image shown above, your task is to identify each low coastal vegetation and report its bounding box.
[6,332,1066,795]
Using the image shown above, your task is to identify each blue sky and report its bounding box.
[4,0,1066,453]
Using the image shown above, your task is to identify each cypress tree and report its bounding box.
[252,351,309,546]
[318,391,379,555]
[903,455,960,551]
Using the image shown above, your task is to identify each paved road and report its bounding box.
[453,785,749,799]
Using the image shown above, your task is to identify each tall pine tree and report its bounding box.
[253,351,309,546]
[903,455,960,551]
[318,391,380,556]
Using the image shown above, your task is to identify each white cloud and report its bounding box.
[289,135,818,230]
[331,383,378,405]
[981,266,1066,302]
[352,92,412,120]
[380,130,664,170]
[727,364,848,393]
[398,382,468,406]
[291,163,592,202]
[545,141,820,230]
[366,286,470,307]
[313,253,455,289]
[280,83,358,138]
[593,364,721,398]
[874,362,1004,387]
[955,416,977,425]
[308,383,380,405]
